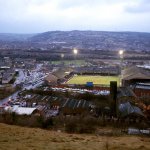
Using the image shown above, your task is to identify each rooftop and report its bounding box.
[119,102,144,118]
[117,87,136,99]
[122,66,150,80]
[5,106,38,115]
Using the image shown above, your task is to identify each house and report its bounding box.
[1,68,16,84]
[133,83,150,98]
[61,99,91,115]
[25,94,64,109]
[2,74,13,84]
[50,97,63,109]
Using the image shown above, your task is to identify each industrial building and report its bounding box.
[122,66,150,87]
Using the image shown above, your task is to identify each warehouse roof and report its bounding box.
[119,102,144,118]
[62,99,90,109]
[122,66,150,80]
[5,106,38,115]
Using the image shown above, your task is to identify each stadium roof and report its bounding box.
[53,67,73,79]
[122,66,150,80]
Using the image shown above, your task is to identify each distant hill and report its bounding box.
[0,31,150,51]
[0,33,35,41]
[29,30,150,51]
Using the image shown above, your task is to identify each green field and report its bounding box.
[67,75,120,86]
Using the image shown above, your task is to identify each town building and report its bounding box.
[122,66,150,87]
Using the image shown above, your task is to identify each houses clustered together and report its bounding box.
[1,94,93,117]
[0,68,16,84]
[0,55,150,126]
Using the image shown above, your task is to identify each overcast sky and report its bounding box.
[0,0,150,33]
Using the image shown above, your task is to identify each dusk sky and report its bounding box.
[0,0,150,33]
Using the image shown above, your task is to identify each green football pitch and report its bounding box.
[66,75,120,86]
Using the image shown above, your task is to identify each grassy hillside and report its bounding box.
[0,123,150,150]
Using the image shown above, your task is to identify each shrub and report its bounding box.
[42,117,54,129]
[65,116,98,134]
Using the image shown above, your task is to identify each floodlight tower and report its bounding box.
[73,48,78,55]
[73,48,78,65]
[119,50,124,58]
[61,53,64,59]
[61,53,65,65]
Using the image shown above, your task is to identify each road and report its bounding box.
[13,69,26,87]
[0,64,45,106]
[0,91,20,106]
[0,69,25,106]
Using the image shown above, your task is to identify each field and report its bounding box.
[0,123,150,150]
[67,75,120,86]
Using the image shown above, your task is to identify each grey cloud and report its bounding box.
[58,0,124,9]
[0,0,150,33]
[125,0,150,13]
[126,6,150,13]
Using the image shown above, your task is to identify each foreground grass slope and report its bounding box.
[67,75,120,86]
[0,123,150,150]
